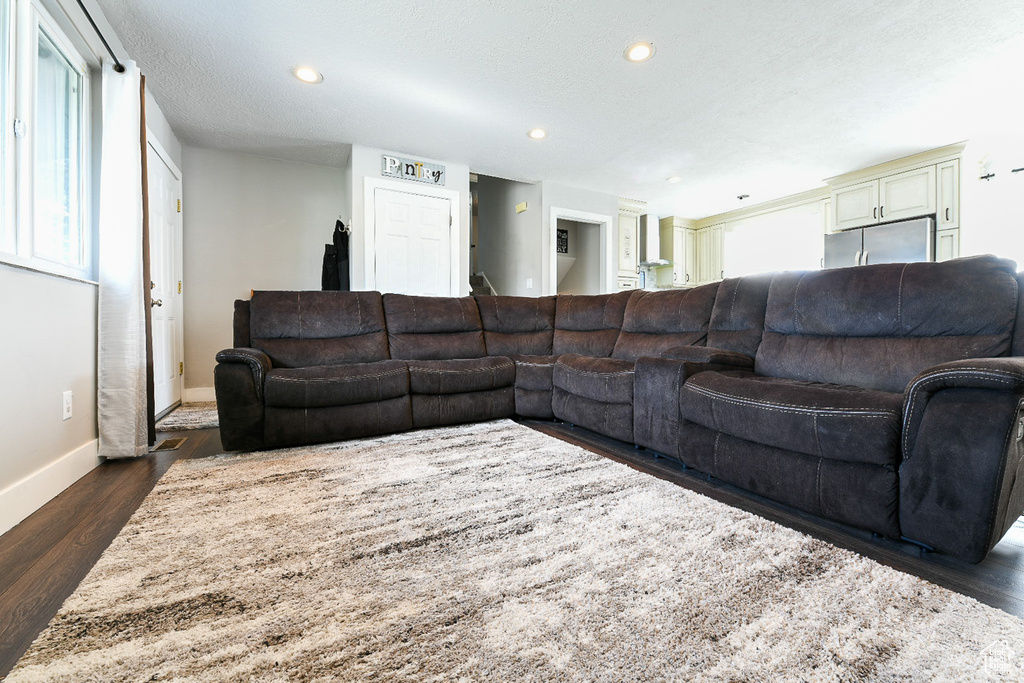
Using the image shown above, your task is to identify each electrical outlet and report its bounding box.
[526,278,533,290]
[62,390,73,421]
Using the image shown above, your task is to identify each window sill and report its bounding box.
[0,257,98,286]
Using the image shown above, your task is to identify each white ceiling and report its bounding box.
[95,0,1024,219]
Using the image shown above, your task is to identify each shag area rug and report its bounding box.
[155,401,219,431]
[10,420,1024,681]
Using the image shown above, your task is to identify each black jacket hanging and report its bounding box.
[334,220,350,291]
[322,220,350,291]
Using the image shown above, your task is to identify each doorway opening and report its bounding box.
[555,219,603,295]
[547,207,614,295]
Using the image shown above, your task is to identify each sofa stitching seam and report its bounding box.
[686,383,897,417]
[408,363,514,374]
[271,368,407,383]
[554,362,635,377]
[897,263,909,335]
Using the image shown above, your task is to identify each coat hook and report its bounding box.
[980,173,996,181]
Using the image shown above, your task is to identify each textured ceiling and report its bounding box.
[95,0,1024,218]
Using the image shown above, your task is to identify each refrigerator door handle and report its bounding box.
[855,250,863,266]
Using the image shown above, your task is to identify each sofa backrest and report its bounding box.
[706,274,774,358]
[383,294,486,360]
[1012,272,1024,356]
[246,291,390,368]
[756,255,1020,393]
[553,291,634,357]
[475,295,556,356]
[611,285,719,361]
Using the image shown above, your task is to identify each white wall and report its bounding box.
[959,135,1024,267]
[476,175,544,296]
[0,267,100,534]
[182,148,346,393]
[348,144,471,294]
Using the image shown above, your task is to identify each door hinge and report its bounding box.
[449,214,452,226]
[13,119,26,137]
[179,362,184,376]
[177,199,181,213]
[178,280,182,293]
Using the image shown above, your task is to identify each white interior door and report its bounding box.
[374,188,452,296]
[148,138,183,414]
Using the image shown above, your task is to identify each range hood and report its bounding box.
[638,214,670,266]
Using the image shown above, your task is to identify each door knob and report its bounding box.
[151,299,163,307]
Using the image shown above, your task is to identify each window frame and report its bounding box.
[0,0,13,255]
[1,0,93,282]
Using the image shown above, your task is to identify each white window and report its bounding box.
[0,0,92,280]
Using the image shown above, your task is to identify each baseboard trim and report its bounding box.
[0,440,101,537]
[183,387,216,402]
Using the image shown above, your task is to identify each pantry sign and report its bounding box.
[381,155,446,186]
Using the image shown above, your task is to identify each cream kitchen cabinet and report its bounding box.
[657,217,697,287]
[695,224,724,285]
[936,228,960,262]
[937,159,959,230]
[618,198,644,279]
[832,165,936,231]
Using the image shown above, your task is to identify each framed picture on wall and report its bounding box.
[556,229,568,254]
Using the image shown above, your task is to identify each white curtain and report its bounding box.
[97,59,148,459]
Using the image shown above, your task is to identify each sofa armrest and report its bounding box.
[215,347,272,401]
[899,357,1024,562]
[634,355,755,457]
[214,348,271,451]
[660,345,754,369]
[902,357,1024,457]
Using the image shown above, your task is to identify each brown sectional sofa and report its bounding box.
[215,255,1024,563]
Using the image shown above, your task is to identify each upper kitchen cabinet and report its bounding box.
[828,144,962,233]
[833,166,935,230]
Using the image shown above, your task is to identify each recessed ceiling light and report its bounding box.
[527,128,547,140]
[293,66,323,84]
[624,42,655,63]
[667,175,682,184]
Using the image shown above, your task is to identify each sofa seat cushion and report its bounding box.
[553,354,635,404]
[511,354,559,391]
[680,370,903,466]
[408,357,515,395]
[264,360,409,409]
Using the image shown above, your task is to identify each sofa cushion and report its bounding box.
[611,285,718,361]
[249,291,390,368]
[707,274,773,357]
[264,360,409,409]
[476,295,556,356]
[511,354,558,392]
[383,294,486,360]
[553,291,634,357]
[408,357,515,395]
[680,370,903,466]
[553,354,635,404]
[756,255,1019,393]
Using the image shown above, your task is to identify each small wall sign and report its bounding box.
[381,155,446,185]
[556,229,568,254]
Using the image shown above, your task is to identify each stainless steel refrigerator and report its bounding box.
[824,216,934,269]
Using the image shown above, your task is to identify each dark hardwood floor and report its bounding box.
[1,419,1023,678]
[0,428,223,679]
